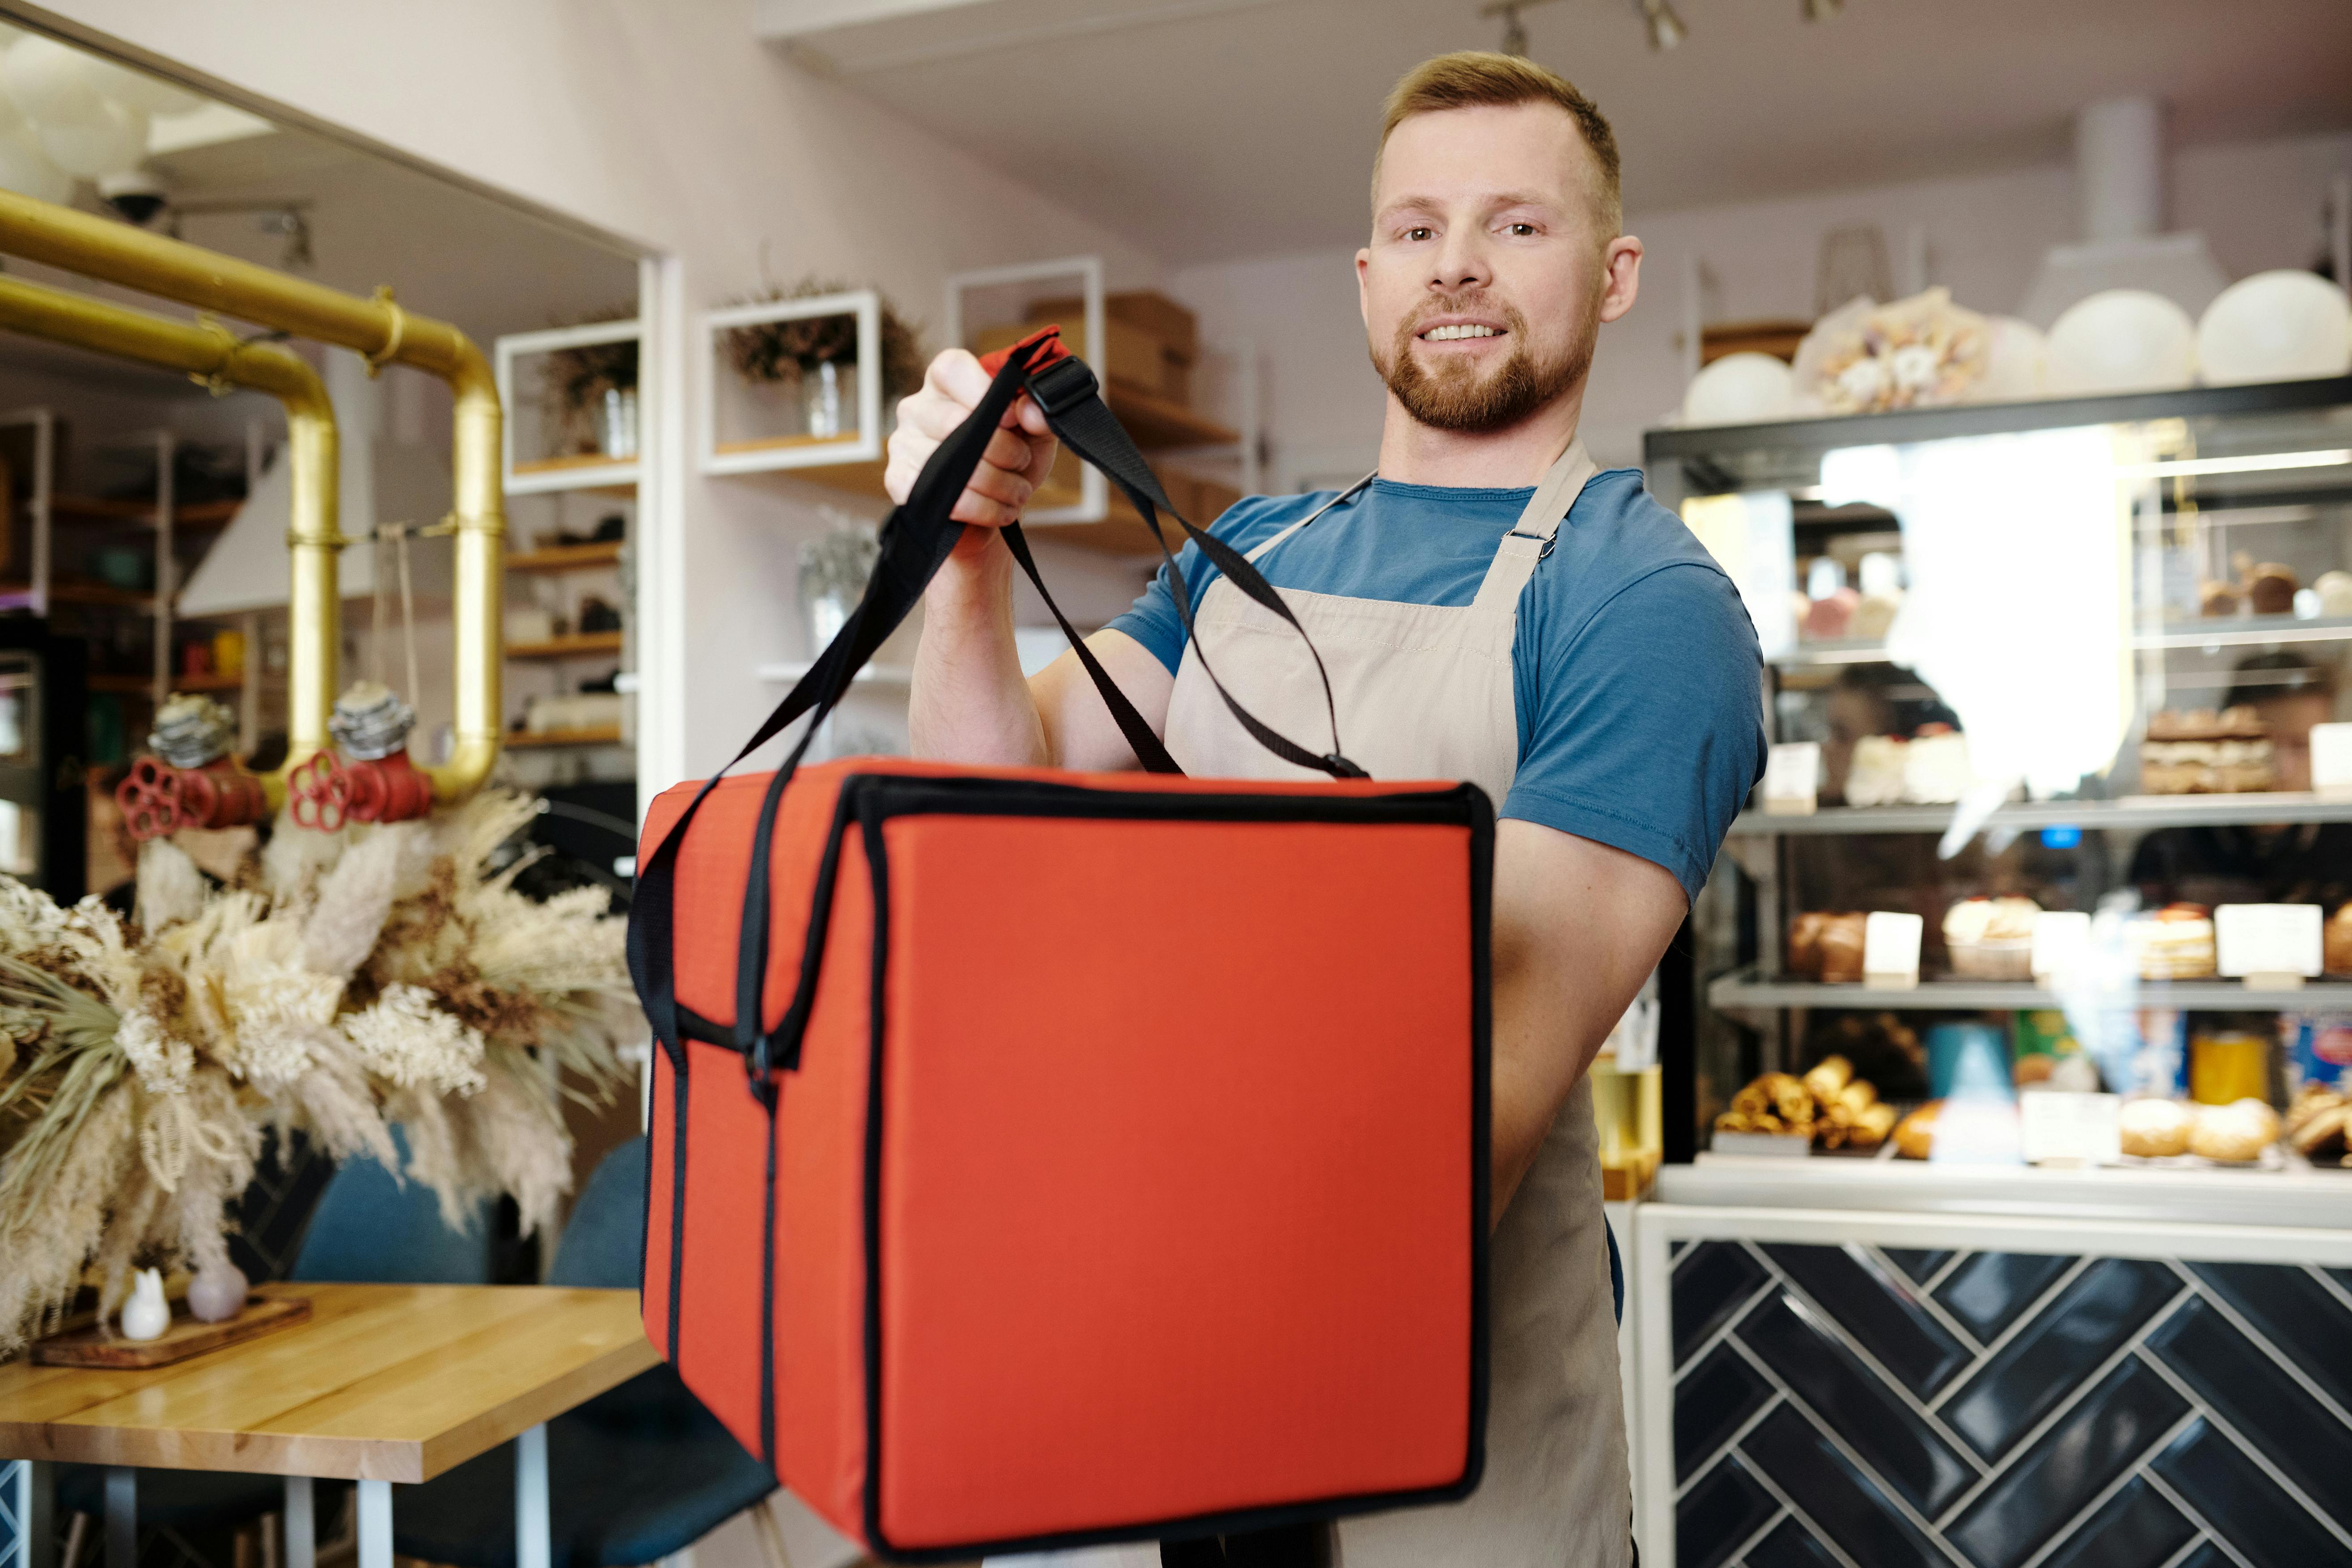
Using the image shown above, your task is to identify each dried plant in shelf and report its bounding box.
[0,792,636,1353]
[541,304,640,456]
[723,276,926,399]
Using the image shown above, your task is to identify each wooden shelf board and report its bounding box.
[47,579,155,609]
[507,725,625,748]
[51,495,239,527]
[508,542,623,573]
[508,632,623,660]
[1107,383,1237,448]
[714,432,867,457]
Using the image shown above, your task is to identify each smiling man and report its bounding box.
[889,51,1763,1567]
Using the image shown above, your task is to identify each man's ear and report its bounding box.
[1598,235,1643,325]
[1355,246,1373,329]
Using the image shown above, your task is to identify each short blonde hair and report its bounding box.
[1375,51,1622,239]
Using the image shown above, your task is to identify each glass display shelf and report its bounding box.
[1730,790,2352,836]
[1706,965,2352,1011]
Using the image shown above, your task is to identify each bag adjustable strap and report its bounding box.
[1022,351,1368,781]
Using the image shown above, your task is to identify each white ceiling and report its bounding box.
[770,0,2352,266]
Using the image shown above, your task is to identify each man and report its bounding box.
[886,51,1763,1568]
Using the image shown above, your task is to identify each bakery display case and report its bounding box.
[1629,375,2352,1568]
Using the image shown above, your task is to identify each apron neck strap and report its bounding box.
[1471,440,1597,615]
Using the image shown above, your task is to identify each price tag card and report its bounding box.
[2031,910,2093,981]
[2020,1091,2121,1166]
[2313,722,2352,799]
[2214,903,2322,979]
[1863,910,1924,987]
[1761,741,1821,816]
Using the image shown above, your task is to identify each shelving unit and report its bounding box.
[1707,967,2352,1011]
[1730,790,2352,836]
[509,541,624,574]
[698,291,883,476]
[495,321,642,495]
[510,631,624,660]
[508,726,624,749]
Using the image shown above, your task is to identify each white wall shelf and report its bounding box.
[943,254,1105,524]
[754,661,911,687]
[496,320,643,494]
[700,291,883,476]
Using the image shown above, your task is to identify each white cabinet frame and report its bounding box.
[698,290,882,476]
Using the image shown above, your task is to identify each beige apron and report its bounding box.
[1165,441,1631,1568]
[986,442,1629,1568]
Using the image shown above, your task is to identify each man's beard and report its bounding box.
[1373,295,1590,433]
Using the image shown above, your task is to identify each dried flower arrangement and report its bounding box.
[722,277,926,400]
[0,790,636,1354]
[541,304,639,452]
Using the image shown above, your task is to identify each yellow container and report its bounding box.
[2189,1031,2269,1105]
[1589,1052,1663,1200]
[211,628,245,680]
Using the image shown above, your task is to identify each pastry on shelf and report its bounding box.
[2128,903,2218,980]
[1893,1100,1940,1159]
[1844,735,1910,807]
[1943,895,2041,981]
[2118,1097,2195,1158]
[2314,570,2352,619]
[1788,911,1827,978]
[1804,587,1859,641]
[1817,913,1867,984]
[1717,1071,1815,1137]
[2199,580,2242,618]
[2323,903,2352,977]
[2246,562,2299,616]
[1717,1062,1898,1152]
[2140,706,2276,794]
[2187,1098,2280,1163]
[2284,1086,2349,1164]
[1800,1053,1852,1103]
[1904,726,1973,805]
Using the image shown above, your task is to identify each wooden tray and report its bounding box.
[34,1294,311,1369]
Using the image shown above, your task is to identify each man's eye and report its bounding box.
[1506,223,1537,237]
[1405,226,1434,241]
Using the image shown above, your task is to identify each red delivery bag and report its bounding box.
[629,330,1490,1562]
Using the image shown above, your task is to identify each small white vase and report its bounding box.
[186,1259,249,1323]
[119,1268,170,1341]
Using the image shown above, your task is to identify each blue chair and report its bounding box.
[388,1137,781,1568]
[55,1134,494,1565]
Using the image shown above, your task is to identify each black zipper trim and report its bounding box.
[667,1046,690,1365]
[847,772,1493,1561]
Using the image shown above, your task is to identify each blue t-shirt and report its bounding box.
[1107,468,1765,901]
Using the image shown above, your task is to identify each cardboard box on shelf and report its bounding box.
[973,315,1192,406]
[1033,290,1198,363]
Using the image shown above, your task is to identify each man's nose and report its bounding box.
[1430,228,1491,294]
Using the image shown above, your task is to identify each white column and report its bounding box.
[101,1470,133,1568]
[515,1424,550,1568]
[281,1477,313,1568]
[355,1480,391,1568]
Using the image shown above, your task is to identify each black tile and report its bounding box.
[1934,1251,2076,1343]
[2186,1260,2352,1414]
[1942,1258,2183,1461]
[2328,1267,2352,1298]
[1761,1242,1972,1395]
[1882,1247,1955,1285]
[1675,1452,1779,1568]
[1735,1293,1976,1514]
[2169,1547,2233,1568]
[2030,1476,2196,1568]
[1946,1358,2190,1568]
[2145,1296,2352,1516]
[1739,1404,1945,1568]
[1675,1241,1772,1369]
[1740,1516,1844,1568]
[2151,1419,2351,1568]
[1676,1343,1776,1482]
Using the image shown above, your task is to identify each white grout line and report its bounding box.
[2151,1534,2214,1568]
[1929,1285,2194,1528]
[1861,1241,1984,1356]
[1925,1254,2100,1413]
[1719,1505,1790,1568]
[1919,1248,1971,1295]
[2303,1259,2352,1318]
[2167,1265,2352,1432]
[2004,1408,2201,1568]
[2140,1469,2259,1568]
[1739,1242,1989,1473]
[1723,1334,1978,1568]
[2134,1348,2352,1555]
[1673,1393,1786,1504]
[1730,1444,1869,1568]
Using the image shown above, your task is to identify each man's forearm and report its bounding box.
[909,538,1049,766]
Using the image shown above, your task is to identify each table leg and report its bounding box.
[515,1423,549,1568]
[281,1479,313,1568]
[18,1459,56,1568]
[101,1470,133,1568]
[355,1481,390,1568]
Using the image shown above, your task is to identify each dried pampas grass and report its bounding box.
[0,788,634,1352]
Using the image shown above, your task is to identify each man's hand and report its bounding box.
[1489,819,1686,1218]
[885,348,1059,558]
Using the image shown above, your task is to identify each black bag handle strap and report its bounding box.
[1025,355,1367,781]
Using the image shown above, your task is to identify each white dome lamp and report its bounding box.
[0,127,72,204]
[76,55,203,118]
[1,34,110,129]
[36,95,147,182]
[2195,270,2352,386]
[2045,289,2198,396]
[1681,352,1796,427]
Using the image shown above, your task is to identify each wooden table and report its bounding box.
[0,1284,660,1568]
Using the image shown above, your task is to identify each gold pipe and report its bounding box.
[0,272,335,811]
[0,188,504,802]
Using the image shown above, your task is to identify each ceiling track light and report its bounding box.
[1636,0,1687,50]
